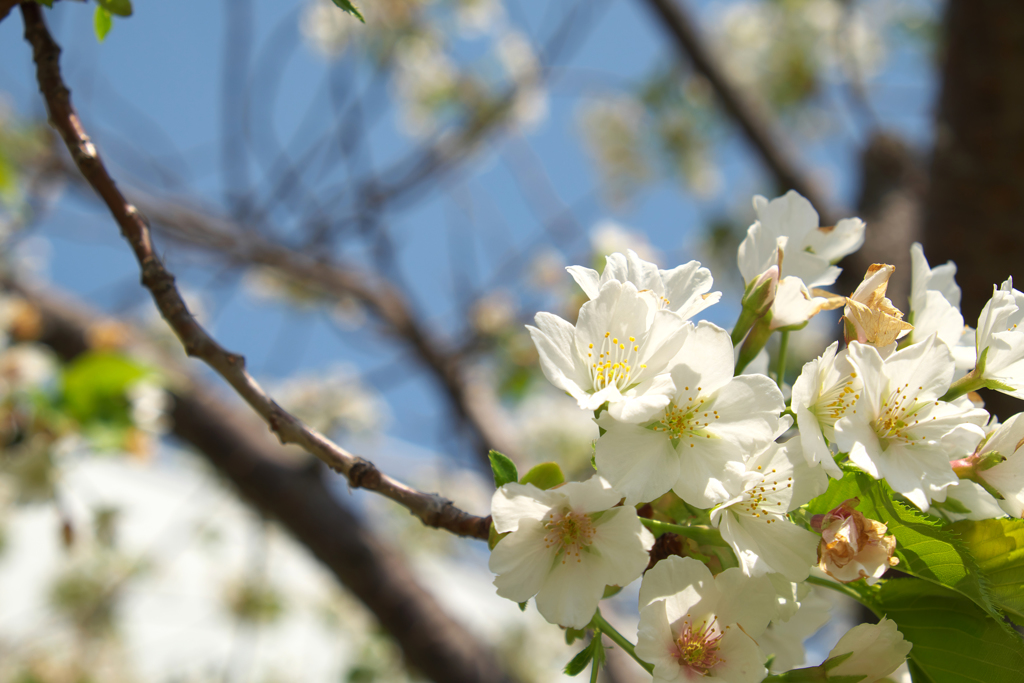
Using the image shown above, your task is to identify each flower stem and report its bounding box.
[775,330,790,389]
[591,610,654,674]
[639,518,722,545]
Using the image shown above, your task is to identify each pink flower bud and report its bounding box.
[816,498,898,584]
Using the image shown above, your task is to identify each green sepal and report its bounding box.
[601,585,622,599]
[565,627,587,645]
[518,601,527,612]
[488,450,518,489]
[330,0,365,22]
[487,522,508,551]
[821,651,854,671]
[519,462,564,490]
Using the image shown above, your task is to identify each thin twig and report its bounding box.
[639,0,838,223]
[20,2,491,541]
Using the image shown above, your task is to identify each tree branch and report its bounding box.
[638,0,837,223]
[5,278,515,683]
[19,1,490,541]
[0,0,20,24]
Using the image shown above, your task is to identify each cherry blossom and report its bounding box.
[489,476,653,629]
[636,556,776,683]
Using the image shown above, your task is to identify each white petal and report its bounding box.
[595,417,681,505]
[491,483,563,533]
[534,553,607,628]
[712,569,777,637]
[640,556,717,620]
[718,512,818,582]
[711,629,768,683]
[588,507,655,587]
[490,518,558,601]
[566,264,602,300]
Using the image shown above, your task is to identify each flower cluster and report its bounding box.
[489,190,1024,681]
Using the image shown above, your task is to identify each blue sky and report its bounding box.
[0,0,939,466]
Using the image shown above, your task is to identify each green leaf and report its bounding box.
[519,462,564,490]
[564,641,594,676]
[808,473,1003,626]
[97,0,132,17]
[61,351,150,426]
[94,6,112,42]
[35,0,54,7]
[330,0,365,22]
[950,518,1024,626]
[488,450,518,489]
[875,578,1024,683]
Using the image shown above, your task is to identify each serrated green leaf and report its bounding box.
[805,470,863,515]
[519,462,564,490]
[809,473,1003,627]
[564,641,594,676]
[94,6,112,42]
[330,0,365,22]
[488,450,518,489]
[949,518,1024,626]
[97,0,132,17]
[875,578,1024,683]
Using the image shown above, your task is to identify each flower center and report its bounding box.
[871,382,927,447]
[588,331,647,391]
[734,466,792,522]
[649,389,719,448]
[675,617,725,675]
[542,510,596,563]
[813,372,858,426]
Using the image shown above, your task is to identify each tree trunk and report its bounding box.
[923,0,1024,417]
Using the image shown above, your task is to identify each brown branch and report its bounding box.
[0,0,21,24]
[43,155,521,464]
[6,279,515,683]
[639,0,837,223]
[19,2,490,541]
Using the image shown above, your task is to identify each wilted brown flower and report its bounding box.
[813,498,897,584]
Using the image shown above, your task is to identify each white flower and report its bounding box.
[975,412,1024,517]
[835,336,989,511]
[908,244,971,368]
[791,341,860,477]
[595,322,784,506]
[823,618,912,683]
[527,279,689,421]
[975,278,1024,396]
[488,476,653,629]
[941,479,1006,522]
[909,242,961,314]
[636,556,776,683]
[567,250,721,321]
[759,585,831,673]
[710,436,827,581]
[770,276,841,330]
[738,190,865,289]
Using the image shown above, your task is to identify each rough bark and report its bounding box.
[923,0,1024,417]
[11,281,516,683]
